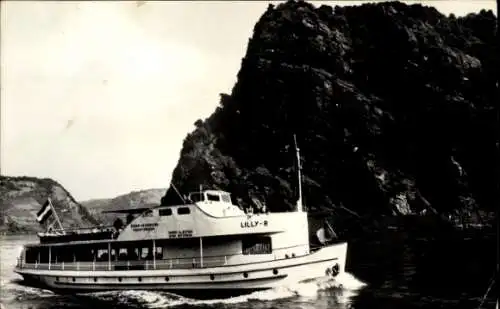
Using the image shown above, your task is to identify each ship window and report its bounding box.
[207,193,220,202]
[159,208,172,216]
[25,248,39,263]
[221,195,231,203]
[155,247,163,260]
[140,247,154,260]
[117,248,128,261]
[50,247,57,263]
[177,207,190,215]
[56,246,74,262]
[97,249,109,261]
[242,236,272,255]
[190,193,204,202]
[39,247,49,263]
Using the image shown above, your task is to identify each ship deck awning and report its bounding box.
[101,208,152,214]
[25,231,281,248]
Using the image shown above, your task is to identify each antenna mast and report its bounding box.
[293,134,303,212]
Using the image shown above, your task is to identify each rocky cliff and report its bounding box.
[161,1,497,233]
[82,188,166,225]
[0,176,98,234]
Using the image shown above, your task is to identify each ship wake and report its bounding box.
[88,272,367,308]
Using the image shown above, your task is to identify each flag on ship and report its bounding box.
[36,199,53,224]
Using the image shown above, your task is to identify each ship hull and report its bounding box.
[15,242,347,298]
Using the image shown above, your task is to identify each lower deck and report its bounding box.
[18,234,311,272]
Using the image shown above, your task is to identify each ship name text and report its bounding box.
[240,220,268,228]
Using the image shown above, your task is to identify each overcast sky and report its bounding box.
[1,1,496,201]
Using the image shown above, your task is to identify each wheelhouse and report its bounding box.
[187,190,233,204]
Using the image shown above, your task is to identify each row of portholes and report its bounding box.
[55,270,279,283]
[55,277,145,283]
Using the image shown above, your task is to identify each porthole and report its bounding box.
[94,277,98,282]
[72,277,76,282]
[138,277,142,282]
[118,277,122,282]
[285,254,289,259]
[273,269,278,275]
[165,276,170,282]
[243,272,248,278]
[292,253,296,258]
[210,274,215,281]
[55,277,59,281]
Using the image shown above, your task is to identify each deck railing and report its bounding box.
[39,225,116,236]
[16,255,229,271]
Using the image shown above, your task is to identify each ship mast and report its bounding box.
[293,134,303,212]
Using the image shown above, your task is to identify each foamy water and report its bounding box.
[87,272,366,308]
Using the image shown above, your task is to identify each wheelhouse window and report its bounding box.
[190,193,204,202]
[207,193,220,202]
[177,207,190,215]
[159,208,172,216]
[242,236,272,255]
[221,194,231,203]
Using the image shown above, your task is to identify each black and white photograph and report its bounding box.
[0,1,498,309]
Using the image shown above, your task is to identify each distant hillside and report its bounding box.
[81,188,166,225]
[0,176,98,234]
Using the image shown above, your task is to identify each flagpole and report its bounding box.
[46,217,56,232]
[293,134,303,212]
[48,198,65,234]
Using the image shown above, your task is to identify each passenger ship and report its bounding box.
[14,140,348,298]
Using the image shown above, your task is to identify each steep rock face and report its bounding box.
[82,188,166,225]
[0,176,98,233]
[161,1,497,229]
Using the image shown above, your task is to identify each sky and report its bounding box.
[1,1,497,201]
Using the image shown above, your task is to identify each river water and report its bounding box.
[0,232,496,309]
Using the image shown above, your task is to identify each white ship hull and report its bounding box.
[16,242,347,297]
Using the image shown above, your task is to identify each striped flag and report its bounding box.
[36,199,53,224]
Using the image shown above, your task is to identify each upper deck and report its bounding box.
[116,189,296,242]
[33,190,305,247]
